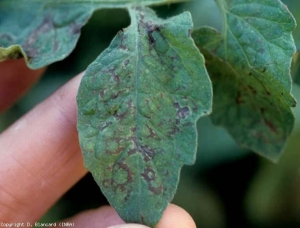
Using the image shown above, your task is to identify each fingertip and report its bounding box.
[156,204,196,228]
[63,206,125,228]
[64,204,195,228]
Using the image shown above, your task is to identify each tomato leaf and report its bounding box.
[77,6,212,226]
[193,0,296,161]
[0,0,186,69]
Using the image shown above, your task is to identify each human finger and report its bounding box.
[0,59,45,112]
[60,204,196,228]
[0,72,86,222]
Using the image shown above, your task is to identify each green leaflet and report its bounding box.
[291,52,300,85]
[0,0,186,69]
[193,0,297,161]
[77,6,212,226]
[281,0,300,50]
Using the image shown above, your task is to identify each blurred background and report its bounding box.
[1,0,300,227]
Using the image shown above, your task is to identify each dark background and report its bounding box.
[1,1,300,227]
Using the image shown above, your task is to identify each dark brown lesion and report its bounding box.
[139,19,164,47]
[174,102,190,119]
[146,125,159,139]
[108,68,120,86]
[111,161,134,193]
[118,33,128,50]
[100,88,106,98]
[124,59,130,67]
[22,15,55,57]
[140,145,155,162]
[128,127,157,161]
[176,107,190,119]
[141,167,156,182]
[148,184,163,195]
[141,215,146,225]
[114,109,127,120]
[264,119,278,134]
[100,121,112,131]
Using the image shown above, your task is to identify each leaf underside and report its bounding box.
[0,0,186,69]
[193,0,296,162]
[77,6,212,227]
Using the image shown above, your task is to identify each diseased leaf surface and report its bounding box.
[77,7,212,226]
[0,0,186,69]
[193,0,296,161]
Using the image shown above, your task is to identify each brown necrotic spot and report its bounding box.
[146,125,159,139]
[114,110,127,120]
[148,32,155,45]
[142,21,162,47]
[112,161,133,193]
[174,102,190,119]
[264,119,278,133]
[100,121,112,131]
[141,216,146,225]
[124,59,130,67]
[140,145,155,162]
[141,167,156,182]
[149,185,163,195]
[22,15,55,57]
[119,33,128,50]
[108,68,120,86]
[177,107,190,119]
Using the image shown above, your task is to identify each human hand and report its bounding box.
[0,59,196,228]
